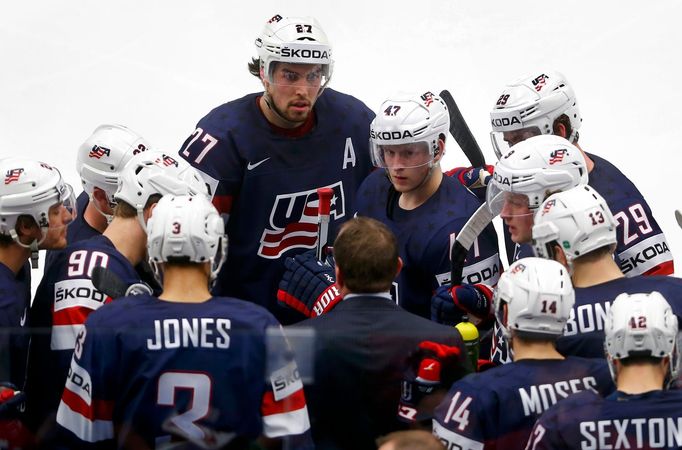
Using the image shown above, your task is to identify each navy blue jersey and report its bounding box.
[503,153,673,277]
[0,262,31,386]
[356,170,502,317]
[433,357,615,450]
[558,275,682,358]
[527,389,682,450]
[178,89,374,323]
[25,234,142,431]
[44,191,99,270]
[55,295,310,448]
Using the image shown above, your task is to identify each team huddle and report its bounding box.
[0,12,680,450]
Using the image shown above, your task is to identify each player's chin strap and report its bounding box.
[10,229,45,269]
[91,193,114,224]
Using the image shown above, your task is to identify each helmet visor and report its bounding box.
[486,183,533,219]
[490,127,542,160]
[48,182,77,230]
[370,141,434,170]
[267,62,331,89]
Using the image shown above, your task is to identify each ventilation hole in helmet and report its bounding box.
[110,165,115,170]
[32,183,36,187]
[135,166,144,174]
[297,37,315,41]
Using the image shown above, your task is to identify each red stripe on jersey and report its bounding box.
[643,260,675,276]
[212,195,233,215]
[53,305,107,326]
[261,222,318,244]
[261,388,307,417]
[62,387,114,421]
[260,235,318,258]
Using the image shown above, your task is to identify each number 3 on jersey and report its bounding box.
[181,128,218,164]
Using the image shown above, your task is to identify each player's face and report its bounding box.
[40,203,74,249]
[383,143,434,192]
[265,63,323,125]
[500,192,534,244]
[503,127,541,147]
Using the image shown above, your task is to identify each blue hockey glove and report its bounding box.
[277,250,342,318]
[430,283,494,326]
[446,165,494,201]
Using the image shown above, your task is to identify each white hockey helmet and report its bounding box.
[255,14,333,91]
[76,124,152,205]
[114,151,209,229]
[490,70,582,159]
[0,158,76,249]
[147,195,227,283]
[370,91,449,169]
[486,134,588,217]
[494,257,575,339]
[532,185,617,266]
[605,292,679,384]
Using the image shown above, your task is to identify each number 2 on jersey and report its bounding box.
[181,127,218,164]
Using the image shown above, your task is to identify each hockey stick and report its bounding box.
[450,202,496,285]
[316,187,334,261]
[91,266,153,299]
[439,90,486,168]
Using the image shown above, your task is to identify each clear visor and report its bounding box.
[47,182,77,230]
[486,183,534,219]
[370,141,434,170]
[490,127,542,160]
[267,62,331,89]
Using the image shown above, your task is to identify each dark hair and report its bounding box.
[574,243,616,263]
[333,217,399,293]
[113,194,162,219]
[553,113,578,143]
[248,57,261,79]
[0,215,37,247]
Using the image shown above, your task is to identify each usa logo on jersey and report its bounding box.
[88,145,111,159]
[4,168,24,184]
[258,181,345,259]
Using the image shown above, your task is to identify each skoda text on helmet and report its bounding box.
[147,195,227,285]
[76,124,152,221]
[604,292,679,385]
[0,158,77,266]
[532,185,617,268]
[114,151,209,230]
[370,91,449,170]
[489,70,582,159]
[255,14,333,94]
[486,134,588,218]
[494,257,575,340]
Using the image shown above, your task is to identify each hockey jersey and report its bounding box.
[0,262,31,387]
[178,89,374,323]
[356,170,502,318]
[433,357,615,450]
[558,275,682,358]
[526,389,682,450]
[56,294,310,448]
[25,234,142,431]
[504,152,673,276]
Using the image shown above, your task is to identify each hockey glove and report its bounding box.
[430,283,494,327]
[398,341,467,424]
[277,250,342,318]
[446,165,494,201]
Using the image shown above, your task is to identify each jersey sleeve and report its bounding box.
[55,316,116,446]
[433,379,496,450]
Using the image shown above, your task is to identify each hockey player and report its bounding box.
[490,70,673,276]
[277,91,502,320]
[432,257,615,450]
[178,14,374,324]
[431,134,586,336]
[532,185,682,358]
[55,194,312,449]
[525,292,682,450]
[0,158,75,387]
[24,151,207,437]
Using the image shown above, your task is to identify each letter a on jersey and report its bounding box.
[342,137,356,169]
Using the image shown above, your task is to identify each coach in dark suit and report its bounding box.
[292,217,469,450]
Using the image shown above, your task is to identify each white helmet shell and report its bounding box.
[114,151,209,228]
[0,158,76,238]
[369,91,449,169]
[147,195,226,282]
[255,14,333,87]
[76,124,152,204]
[605,292,679,383]
[486,134,588,215]
[494,257,575,338]
[489,70,582,158]
[532,185,617,263]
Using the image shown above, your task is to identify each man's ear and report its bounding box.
[553,243,569,269]
[434,137,446,162]
[553,121,568,139]
[334,266,343,289]
[16,216,40,244]
[395,256,403,278]
[144,201,159,224]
